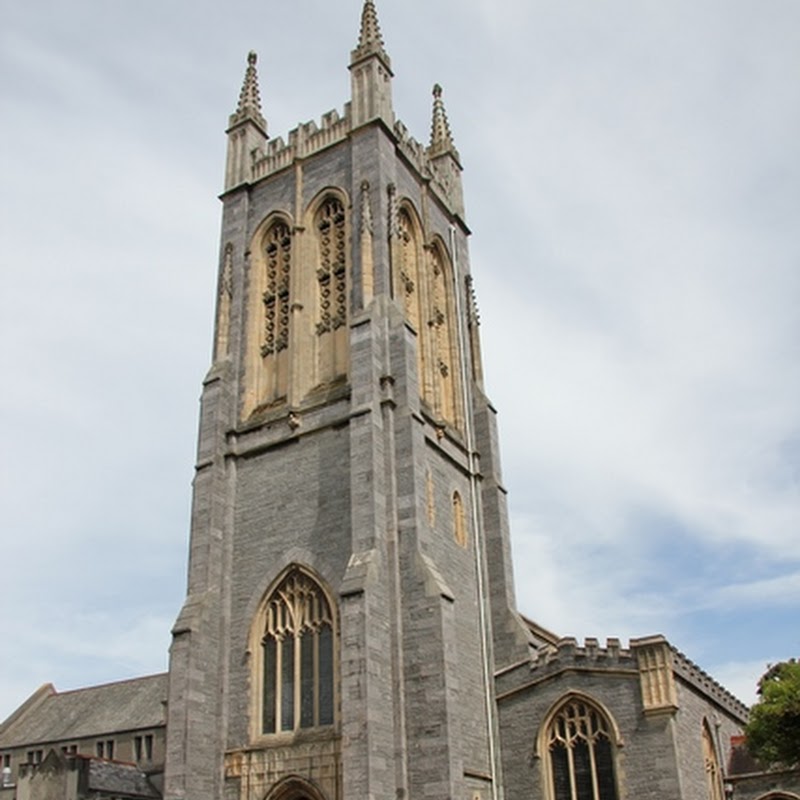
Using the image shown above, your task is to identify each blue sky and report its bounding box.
[0,0,798,719]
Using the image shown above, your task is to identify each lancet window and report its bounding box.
[259,569,335,735]
[313,196,349,384]
[429,246,459,427]
[215,243,234,361]
[397,209,422,334]
[262,222,293,357]
[315,197,347,336]
[453,491,467,547]
[545,698,619,800]
[702,720,725,800]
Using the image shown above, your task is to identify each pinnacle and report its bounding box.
[351,0,390,67]
[230,50,266,130]
[429,83,457,157]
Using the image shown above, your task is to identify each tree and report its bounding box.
[745,659,800,768]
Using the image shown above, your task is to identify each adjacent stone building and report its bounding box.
[1,3,794,800]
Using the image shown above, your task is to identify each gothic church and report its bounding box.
[3,4,783,800]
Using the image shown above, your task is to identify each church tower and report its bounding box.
[165,4,530,799]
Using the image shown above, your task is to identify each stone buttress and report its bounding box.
[164,4,530,799]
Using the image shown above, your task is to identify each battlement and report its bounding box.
[394,120,427,175]
[251,106,353,182]
[670,644,749,720]
[520,634,748,720]
[395,119,465,218]
[531,636,633,668]
[241,110,464,218]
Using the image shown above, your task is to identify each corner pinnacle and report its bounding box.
[429,83,457,158]
[230,50,266,130]
[351,0,391,69]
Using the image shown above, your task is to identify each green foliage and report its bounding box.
[745,659,800,768]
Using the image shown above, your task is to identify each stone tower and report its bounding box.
[164,3,530,799]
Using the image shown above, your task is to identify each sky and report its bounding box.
[0,0,798,720]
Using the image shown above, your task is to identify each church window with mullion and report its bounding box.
[702,719,725,800]
[262,221,292,358]
[260,570,335,735]
[314,196,349,384]
[315,198,347,336]
[546,699,619,800]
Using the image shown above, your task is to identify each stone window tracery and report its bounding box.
[545,699,619,800]
[262,222,292,357]
[702,720,725,800]
[429,246,459,427]
[315,197,347,336]
[260,569,335,735]
[397,209,421,333]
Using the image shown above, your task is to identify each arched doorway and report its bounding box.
[264,775,329,800]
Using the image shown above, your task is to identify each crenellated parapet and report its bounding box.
[495,636,637,703]
[495,633,748,725]
[248,107,353,185]
[531,636,633,669]
[228,99,465,219]
[224,0,465,219]
[669,642,750,720]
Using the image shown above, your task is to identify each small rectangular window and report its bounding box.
[106,740,114,760]
[134,736,142,761]
[144,734,153,761]
[34,751,43,764]
[96,742,104,758]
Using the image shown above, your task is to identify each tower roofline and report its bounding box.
[228,50,267,135]
[350,0,392,73]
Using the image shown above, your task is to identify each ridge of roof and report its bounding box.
[0,673,168,748]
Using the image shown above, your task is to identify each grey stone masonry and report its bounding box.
[164,4,525,798]
[495,635,748,800]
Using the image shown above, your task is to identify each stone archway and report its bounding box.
[264,775,328,800]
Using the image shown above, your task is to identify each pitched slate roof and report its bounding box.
[0,673,167,747]
[88,757,161,798]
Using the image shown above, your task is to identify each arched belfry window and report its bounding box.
[543,697,619,800]
[702,720,724,800]
[314,196,348,383]
[396,208,422,333]
[428,245,461,429]
[262,221,293,359]
[258,569,335,735]
[396,207,431,400]
[243,217,293,417]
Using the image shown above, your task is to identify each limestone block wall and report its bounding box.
[495,637,748,800]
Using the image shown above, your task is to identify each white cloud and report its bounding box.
[0,0,798,722]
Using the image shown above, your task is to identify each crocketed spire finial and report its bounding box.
[351,0,391,68]
[229,50,266,130]
[429,84,457,158]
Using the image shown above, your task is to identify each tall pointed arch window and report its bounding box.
[453,491,467,547]
[243,218,293,417]
[428,245,460,428]
[314,196,349,383]
[544,698,619,800]
[315,197,347,335]
[702,720,725,800]
[262,221,292,358]
[259,569,335,735]
[396,208,429,398]
[397,209,422,328]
